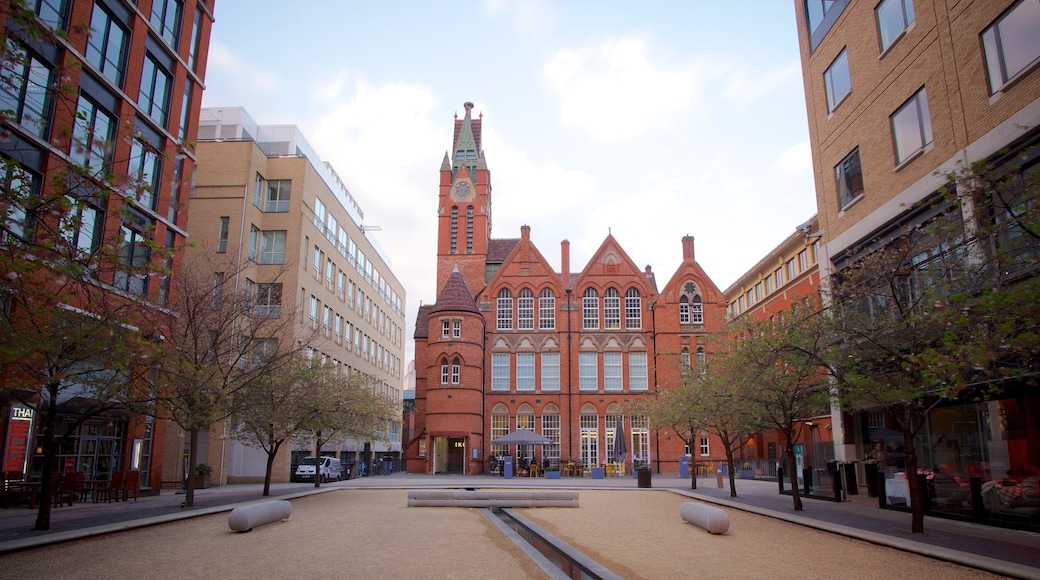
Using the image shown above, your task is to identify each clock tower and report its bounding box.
[436,102,492,295]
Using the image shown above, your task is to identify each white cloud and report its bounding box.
[775,140,813,173]
[543,37,703,142]
[201,41,278,101]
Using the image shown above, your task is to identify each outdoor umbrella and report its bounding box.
[613,417,626,464]
[491,428,552,445]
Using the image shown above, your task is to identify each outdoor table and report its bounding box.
[8,481,40,508]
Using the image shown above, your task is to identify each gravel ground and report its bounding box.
[0,489,1003,580]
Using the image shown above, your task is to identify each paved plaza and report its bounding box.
[0,473,1037,579]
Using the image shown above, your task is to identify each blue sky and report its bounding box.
[201,1,818,363]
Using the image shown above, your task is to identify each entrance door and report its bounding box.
[446,438,465,474]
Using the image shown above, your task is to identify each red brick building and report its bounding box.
[407,103,727,476]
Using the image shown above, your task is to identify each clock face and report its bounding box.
[454,182,471,199]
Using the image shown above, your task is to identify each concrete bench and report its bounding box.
[407,489,579,508]
[228,500,293,532]
[680,502,730,534]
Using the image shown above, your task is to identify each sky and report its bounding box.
[200,1,818,365]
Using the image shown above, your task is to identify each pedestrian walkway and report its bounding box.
[1,473,1037,579]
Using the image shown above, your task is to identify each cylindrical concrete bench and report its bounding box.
[228,500,293,532]
[680,502,730,534]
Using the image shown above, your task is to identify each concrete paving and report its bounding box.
[1,473,1037,578]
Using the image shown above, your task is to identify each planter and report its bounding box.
[193,473,210,489]
[545,470,561,480]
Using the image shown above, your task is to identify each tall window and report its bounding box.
[491,412,509,459]
[0,43,52,139]
[61,194,102,257]
[70,95,115,176]
[775,267,784,287]
[466,205,474,253]
[451,357,460,385]
[450,206,457,253]
[603,288,621,329]
[579,352,598,391]
[216,217,229,253]
[150,0,182,48]
[187,7,202,71]
[440,358,449,384]
[114,224,150,295]
[982,0,1040,94]
[631,415,650,467]
[517,288,534,330]
[603,352,623,391]
[876,0,915,52]
[33,0,67,30]
[496,288,513,330]
[516,353,535,391]
[582,288,599,330]
[836,147,864,209]
[824,48,851,113]
[700,435,709,456]
[491,353,510,391]
[542,411,560,462]
[314,198,326,232]
[580,412,598,468]
[629,352,648,391]
[258,230,286,264]
[624,288,641,329]
[264,180,291,212]
[891,88,932,164]
[139,54,171,126]
[799,249,809,271]
[127,140,161,210]
[85,2,127,87]
[538,289,555,330]
[541,352,560,391]
[806,0,839,35]
[679,296,691,324]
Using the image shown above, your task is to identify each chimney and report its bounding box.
[521,225,531,263]
[561,240,571,290]
[682,235,695,261]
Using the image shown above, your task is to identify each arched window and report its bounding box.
[681,347,690,368]
[692,296,703,324]
[440,357,449,384]
[538,288,555,330]
[451,357,461,384]
[466,206,474,253]
[450,206,458,254]
[497,288,513,330]
[603,288,620,329]
[517,288,534,329]
[582,288,599,330]
[625,288,641,329]
[679,295,691,324]
[541,404,561,462]
[697,346,706,371]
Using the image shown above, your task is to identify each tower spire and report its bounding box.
[452,102,480,178]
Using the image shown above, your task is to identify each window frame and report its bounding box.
[264,179,291,212]
[538,289,556,330]
[981,0,1040,95]
[582,288,599,330]
[875,0,915,53]
[85,2,128,87]
[516,352,535,391]
[835,147,864,209]
[139,53,172,126]
[579,352,598,391]
[824,47,852,113]
[496,288,513,331]
[891,87,933,165]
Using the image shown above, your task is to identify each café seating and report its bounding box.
[528,464,541,478]
[122,471,140,501]
[53,472,80,507]
[105,471,125,502]
[2,471,26,508]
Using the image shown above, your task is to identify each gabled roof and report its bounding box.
[487,238,520,262]
[430,267,480,314]
[413,304,434,339]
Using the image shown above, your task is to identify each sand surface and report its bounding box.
[0,489,1002,580]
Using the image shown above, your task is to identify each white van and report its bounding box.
[294,456,341,482]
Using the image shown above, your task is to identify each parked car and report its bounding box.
[293,456,342,483]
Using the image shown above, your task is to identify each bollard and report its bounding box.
[716,468,723,489]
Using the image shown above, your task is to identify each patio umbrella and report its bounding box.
[491,429,552,445]
[613,417,626,463]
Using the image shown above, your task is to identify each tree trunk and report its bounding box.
[263,444,278,497]
[786,447,803,511]
[313,433,322,489]
[690,454,698,490]
[33,385,60,530]
[902,429,925,534]
[724,446,738,498]
[183,427,199,508]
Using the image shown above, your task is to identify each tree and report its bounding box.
[293,365,397,488]
[135,251,308,507]
[699,356,762,498]
[637,359,709,490]
[730,299,832,511]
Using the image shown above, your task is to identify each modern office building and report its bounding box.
[0,0,213,495]
[181,106,406,485]
[407,103,728,476]
[796,0,1039,524]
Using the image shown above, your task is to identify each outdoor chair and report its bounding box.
[52,472,76,507]
[122,470,139,501]
[529,464,541,478]
[105,471,125,502]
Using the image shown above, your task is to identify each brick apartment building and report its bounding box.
[407,103,728,476]
[1,0,213,495]
[796,0,1039,524]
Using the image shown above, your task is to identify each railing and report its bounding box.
[691,459,779,479]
